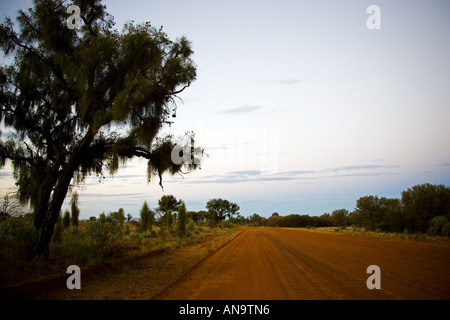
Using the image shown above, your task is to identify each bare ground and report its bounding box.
[3,227,450,300]
[155,227,450,300]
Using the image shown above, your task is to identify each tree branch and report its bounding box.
[170,83,191,96]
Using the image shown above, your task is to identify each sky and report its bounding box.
[1,0,449,219]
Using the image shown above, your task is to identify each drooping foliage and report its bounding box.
[0,0,200,258]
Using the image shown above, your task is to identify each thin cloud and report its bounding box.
[229,170,262,176]
[434,163,450,167]
[280,170,317,176]
[183,164,400,185]
[221,105,264,114]
[328,172,397,178]
[326,165,399,172]
[0,172,13,178]
[261,78,307,85]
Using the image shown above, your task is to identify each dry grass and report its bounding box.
[0,221,240,290]
[301,226,450,243]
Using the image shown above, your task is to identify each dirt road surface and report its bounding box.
[155,228,450,300]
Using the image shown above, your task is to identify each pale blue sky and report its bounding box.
[1,0,449,218]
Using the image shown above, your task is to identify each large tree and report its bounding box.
[0,0,200,258]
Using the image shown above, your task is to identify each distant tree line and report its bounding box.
[147,196,241,232]
[2,183,448,264]
[244,183,450,236]
[140,184,450,236]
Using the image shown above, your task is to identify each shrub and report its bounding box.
[140,230,153,239]
[187,219,195,233]
[428,216,450,236]
[129,232,141,243]
[87,213,123,261]
[376,221,392,232]
[140,201,154,232]
[442,223,450,237]
[51,227,96,264]
[0,217,36,263]
[177,202,187,238]
[218,220,236,229]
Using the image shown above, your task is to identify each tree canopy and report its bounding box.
[206,198,240,222]
[157,194,180,227]
[0,0,200,258]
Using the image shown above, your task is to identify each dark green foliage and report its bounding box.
[428,216,450,236]
[342,184,450,234]
[0,0,199,258]
[157,195,180,227]
[218,220,236,229]
[277,214,315,228]
[206,198,239,222]
[70,193,80,227]
[110,207,125,229]
[63,209,71,229]
[331,209,349,227]
[177,201,187,238]
[86,212,123,261]
[0,216,36,263]
[188,210,207,224]
[401,183,450,233]
[249,213,264,227]
[316,213,333,227]
[239,183,449,235]
[140,201,154,232]
[52,212,63,243]
[52,226,96,264]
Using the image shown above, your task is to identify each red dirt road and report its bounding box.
[155,228,450,300]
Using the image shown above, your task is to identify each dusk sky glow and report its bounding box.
[1,0,449,219]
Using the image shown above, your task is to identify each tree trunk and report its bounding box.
[27,168,59,260]
[33,132,95,259]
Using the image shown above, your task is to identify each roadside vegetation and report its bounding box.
[0,194,239,287]
[246,183,450,239]
[1,183,449,287]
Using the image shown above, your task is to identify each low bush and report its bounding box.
[0,217,36,264]
[428,216,450,236]
[86,213,123,261]
[50,212,124,264]
[140,230,153,239]
[51,227,97,264]
[218,220,236,229]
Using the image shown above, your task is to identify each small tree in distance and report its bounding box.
[140,201,154,232]
[63,210,71,230]
[70,193,80,228]
[206,199,240,222]
[177,201,187,238]
[157,195,181,228]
